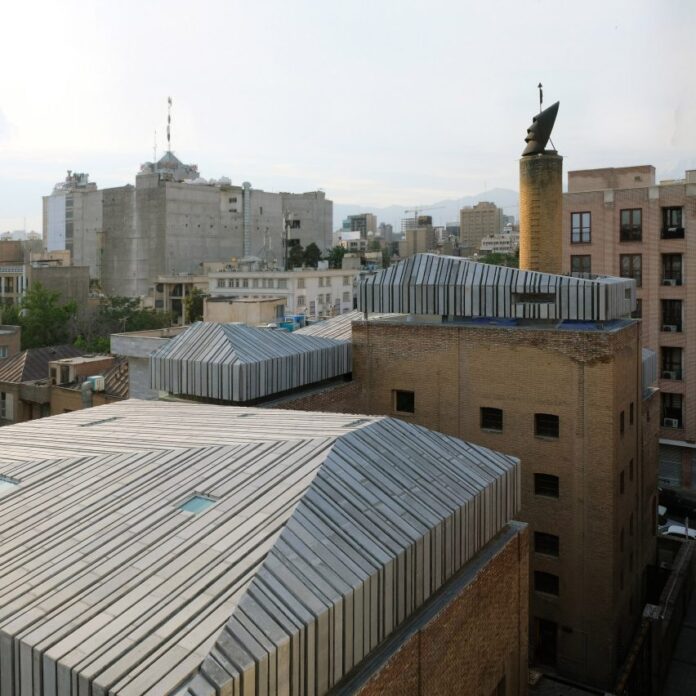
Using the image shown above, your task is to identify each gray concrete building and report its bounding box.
[43,155,333,298]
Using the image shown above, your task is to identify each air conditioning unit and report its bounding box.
[663,278,678,286]
[86,375,105,392]
[662,325,678,332]
[662,370,677,380]
[663,418,680,428]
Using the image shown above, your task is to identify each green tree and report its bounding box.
[184,287,206,323]
[0,302,21,327]
[287,243,305,269]
[303,242,322,268]
[477,251,519,268]
[16,283,78,349]
[326,245,346,269]
[368,239,382,252]
[381,247,391,269]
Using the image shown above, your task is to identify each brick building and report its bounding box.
[279,253,658,690]
[562,166,696,490]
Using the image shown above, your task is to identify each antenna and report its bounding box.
[167,96,172,151]
[538,82,543,113]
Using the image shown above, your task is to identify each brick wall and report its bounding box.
[355,525,529,696]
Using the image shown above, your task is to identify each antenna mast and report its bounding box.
[167,96,172,152]
[538,82,543,113]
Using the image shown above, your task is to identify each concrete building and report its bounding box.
[398,222,437,258]
[562,166,696,491]
[378,221,393,242]
[42,157,333,298]
[479,223,520,255]
[347,213,378,238]
[0,399,528,695]
[203,296,286,325]
[208,268,357,319]
[279,253,658,691]
[459,201,504,255]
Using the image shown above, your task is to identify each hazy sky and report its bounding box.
[1,0,695,231]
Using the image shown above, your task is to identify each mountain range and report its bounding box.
[332,187,519,234]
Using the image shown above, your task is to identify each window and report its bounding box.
[620,410,625,435]
[571,212,591,243]
[394,390,415,414]
[534,571,559,596]
[662,207,684,239]
[534,473,559,498]
[662,347,683,380]
[179,494,216,514]
[620,254,642,287]
[289,219,301,229]
[631,299,642,320]
[620,209,642,241]
[0,476,18,496]
[513,292,555,304]
[217,278,225,288]
[0,392,10,420]
[343,276,351,286]
[297,295,306,306]
[662,393,683,428]
[481,407,503,432]
[630,402,634,425]
[535,413,559,438]
[661,299,682,332]
[342,291,350,303]
[620,470,625,494]
[571,255,591,276]
[0,346,6,358]
[242,279,249,288]
[297,278,305,289]
[662,254,683,285]
[277,279,287,289]
[318,278,324,287]
[534,531,559,557]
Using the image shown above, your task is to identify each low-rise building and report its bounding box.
[203,296,286,324]
[0,399,527,695]
[208,268,357,319]
[0,325,20,359]
[479,223,520,255]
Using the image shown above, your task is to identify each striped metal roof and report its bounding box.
[358,254,636,321]
[295,311,401,341]
[150,323,351,402]
[0,400,519,696]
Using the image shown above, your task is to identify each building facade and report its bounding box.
[459,201,504,254]
[208,268,357,319]
[347,213,378,238]
[42,156,333,298]
[479,224,520,255]
[562,166,696,490]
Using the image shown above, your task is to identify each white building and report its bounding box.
[208,268,358,319]
[479,223,520,254]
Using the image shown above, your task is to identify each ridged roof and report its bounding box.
[150,322,351,402]
[295,310,401,341]
[0,400,519,695]
[358,253,636,321]
[0,344,84,384]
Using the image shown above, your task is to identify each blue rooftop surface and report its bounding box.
[442,317,636,332]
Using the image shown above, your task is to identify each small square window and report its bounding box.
[534,473,559,498]
[394,390,415,414]
[535,413,559,438]
[480,407,503,431]
[534,531,559,557]
[534,571,559,596]
[179,494,216,514]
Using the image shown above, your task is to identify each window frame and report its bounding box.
[570,211,591,244]
[534,473,560,498]
[620,208,642,242]
[535,413,560,439]
[619,254,642,287]
[534,531,560,557]
[534,570,560,597]
[570,254,592,276]
[393,389,415,414]
[480,407,503,432]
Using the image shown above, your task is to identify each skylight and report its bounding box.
[0,476,19,497]
[179,494,216,514]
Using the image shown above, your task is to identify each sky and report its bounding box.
[1,0,695,232]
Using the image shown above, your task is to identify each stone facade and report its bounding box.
[562,166,696,488]
[519,153,563,274]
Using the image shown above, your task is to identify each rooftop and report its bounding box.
[0,400,519,695]
[0,344,84,384]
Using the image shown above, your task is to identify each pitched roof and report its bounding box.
[150,322,351,402]
[0,344,83,384]
[295,310,401,341]
[0,400,519,695]
[358,253,636,321]
[104,356,129,398]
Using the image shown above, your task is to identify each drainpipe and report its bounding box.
[81,380,93,409]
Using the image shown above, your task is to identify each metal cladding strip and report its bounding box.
[150,323,351,402]
[357,253,636,321]
[295,312,402,341]
[196,419,520,696]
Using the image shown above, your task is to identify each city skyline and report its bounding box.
[1,0,695,232]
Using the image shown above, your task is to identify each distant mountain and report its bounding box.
[332,188,519,233]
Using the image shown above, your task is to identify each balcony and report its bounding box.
[661,323,682,334]
[661,227,685,240]
[662,276,683,287]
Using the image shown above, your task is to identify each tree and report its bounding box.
[14,283,77,349]
[326,245,346,269]
[381,248,391,269]
[368,239,382,252]
[184,288,205,323]
[303,242,322,268]
[287,243,305,270]
[477,251,519,268]
[0,302,21,327]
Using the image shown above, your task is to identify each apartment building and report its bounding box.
[43,157,333,298]
[562,166,696,489]
[459,201,504,254]
[208,268,357,318]
[347,212,378,238]
[479,223,520,255]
